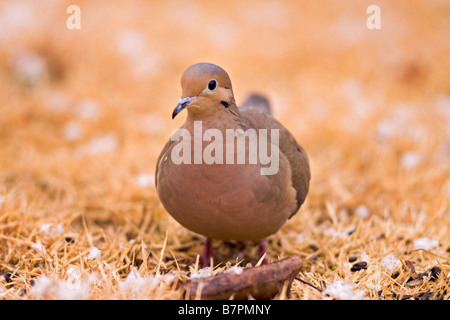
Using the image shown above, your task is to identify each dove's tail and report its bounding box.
[240,93,272,115]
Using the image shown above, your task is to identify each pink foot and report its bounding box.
[200,237,213,267]
[258,238,268,265]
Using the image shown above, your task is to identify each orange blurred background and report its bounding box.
[0,0,449,222]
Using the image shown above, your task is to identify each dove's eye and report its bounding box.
[207,79,217,91]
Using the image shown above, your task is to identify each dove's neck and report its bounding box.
[185,107,247,133]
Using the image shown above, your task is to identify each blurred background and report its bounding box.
[0,0,449,239]
[0,0,449,300]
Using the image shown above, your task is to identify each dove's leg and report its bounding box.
[200,237,213,267]
[258,238,268,264]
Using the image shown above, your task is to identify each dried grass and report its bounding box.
[0,0,448,299]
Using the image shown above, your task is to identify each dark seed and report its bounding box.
[0,271,12,283]
[351,261,368,272]
[348,256,358,263]
[418,272,428,280]
[419,290,431,300]
[392,271,400,279]
[65,237,74,243]
[175,245,192,252]
[430,266,441,281]
[224,240,236,248]
[309,244,319,252]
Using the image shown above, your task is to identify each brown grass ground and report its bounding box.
[0,0,449,299]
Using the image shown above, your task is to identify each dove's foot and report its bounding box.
[200,237,214,267]
[258,238,268,265]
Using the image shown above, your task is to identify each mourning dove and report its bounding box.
[156,63,310,265]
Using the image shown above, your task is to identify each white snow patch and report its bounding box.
[74,99,102,119]
[223,265,244,276]
[62,122,83,141]
[135,173,155,187]
[77,134,118,156]
[39,223,64,235]
[322,279,367,300]
[414,237,439,251]
[87,247,101,260]
[190,266,214,279]
[400,152,421,169]
[380,253,401,271]
[355,205,370,219]
[12,52,47,85]
[30,275,54,299]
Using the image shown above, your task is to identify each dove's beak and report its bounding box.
[172,96,196,119]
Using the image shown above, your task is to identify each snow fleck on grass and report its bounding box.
[52,223,64,233]
[62,122,83,141]
[400,152,421,169]
[66,266,81,283]
[39,223,52,234]
[380,253,401,271]
[0,284,6,297]
[324,227,351,241]
[39,223,64,235]
[30,275,54,299]
[54,278,90,300]
[322,279,367,300]
[135,173,155,187]
[360,252,371,263]
[118,268,150,296]
[75,134,118,156]
[355,205,370,219]
[115,30,160,77]
[190,266,214,279]
[87,247,101,260]
[414,238,439,251]
[12,51,48,85]
[86,134,118,155]
[117,267,176,299]
[376,119,397,140]
[74,99,102,119]
[140,113,166,134]
[31,243,46,254]
[30,274,91,300]
[223,265,244,275]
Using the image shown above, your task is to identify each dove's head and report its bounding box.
[172,63,236,119]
